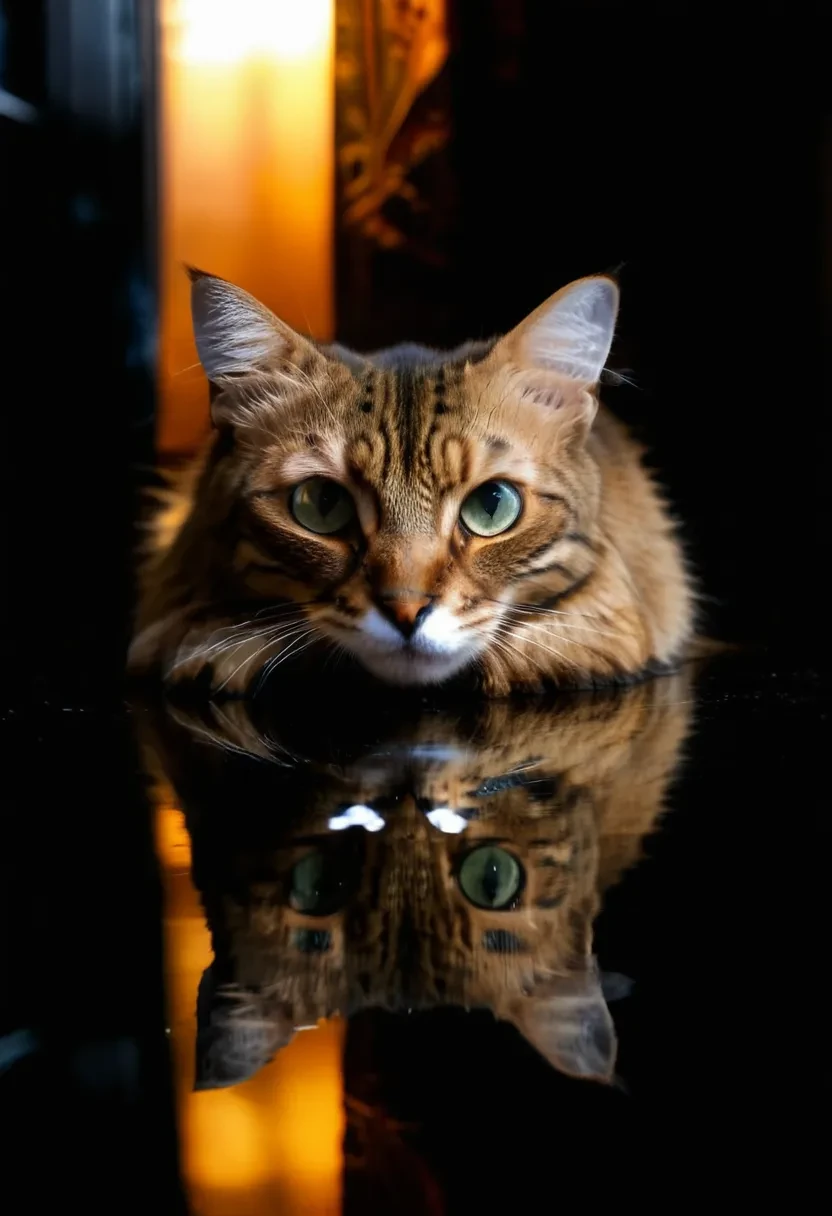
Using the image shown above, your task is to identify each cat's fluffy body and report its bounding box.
[131,273,693,694]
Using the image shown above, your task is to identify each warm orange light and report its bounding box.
[155,800,345,1215]
[154,804,192,871]
[187,1087,269,1188]
[176,0,333,64]
[267,1021,345,1191]
[159,0,335,454]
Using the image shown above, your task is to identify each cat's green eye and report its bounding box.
[459,480,522,537]
[458,845,523,910]
[289,851,351,916]
[291,477,355,535]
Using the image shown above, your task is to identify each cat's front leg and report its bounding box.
[475,650,548,698]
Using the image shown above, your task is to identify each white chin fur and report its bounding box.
[356,647,476,686]
[328,605,481,686]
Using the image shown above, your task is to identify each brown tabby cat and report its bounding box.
[131,271,693,694]
[140,670,693,1087]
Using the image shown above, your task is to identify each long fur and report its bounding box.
[131,273,694,696]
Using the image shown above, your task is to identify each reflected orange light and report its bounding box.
[159,0,335,454]
[154,804,192,871]
[155,800,345,1214]
[188,1087,268,1188]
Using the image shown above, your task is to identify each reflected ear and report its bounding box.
[600,970,634,1003]
[188,268,316,381]
[194,965,295,1090]
[506,276,619,386]
[504,962,617,1083]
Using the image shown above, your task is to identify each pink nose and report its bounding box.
[378,595,433,638]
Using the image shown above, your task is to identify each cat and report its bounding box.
[130,270,694,695]
[138,668,694,1088]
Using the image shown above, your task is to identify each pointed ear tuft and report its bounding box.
[504,962,617,1083]
[194,966,294,1090]
[514,276,619,385]
[189,272,291,380]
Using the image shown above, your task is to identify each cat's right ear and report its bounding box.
[189,269,299,378]
[188,269,319,424]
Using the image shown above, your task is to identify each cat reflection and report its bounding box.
[142,674,693,1088]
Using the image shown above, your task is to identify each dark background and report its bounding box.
[338,1,829,659]
[451,3,828,656]
[1,1,828,1211]
[1,4,183,1211]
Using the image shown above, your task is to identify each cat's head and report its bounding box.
[142,678,694,1090]
[195,748,612,1089]
[183,270,619,686]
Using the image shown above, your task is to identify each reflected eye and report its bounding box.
[291,477,355,534]
[460,480,522,537]
[458,845,523,909]
[289,851,352,916]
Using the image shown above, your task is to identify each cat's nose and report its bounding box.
[378,594,434,639]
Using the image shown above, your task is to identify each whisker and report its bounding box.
[482,594,630,642]
[175,620,310,670]
[271,632,319,669]
[523,631,606,667]
[213,632,294,692]
[172,360,203,377]
[164,709,260,758]
[494,617,615,669]
[509,613,626,643]
[318,636,346,678]
[184,623,300,663]
[493,596,614,623]
[490,623,579,671]
[257,629,319,683]
[487,630,541,672]
[219,604,305,633]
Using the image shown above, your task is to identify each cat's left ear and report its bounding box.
[503,962,617,1082]
[194,965,295,1090]
[503,276,619,387]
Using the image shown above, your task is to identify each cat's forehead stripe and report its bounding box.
[359,368,374,413]
[395,365,421,469]
[382,362,467,483]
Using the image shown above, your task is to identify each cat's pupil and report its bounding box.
[315,482,342,519]
[459,480,521,538]
[458,845,522,909]
[479,483,503,520]
[482,857,501,903]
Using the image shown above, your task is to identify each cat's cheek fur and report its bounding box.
[133,271,695,695]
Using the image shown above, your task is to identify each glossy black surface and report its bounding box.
[3,650,828,1212]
